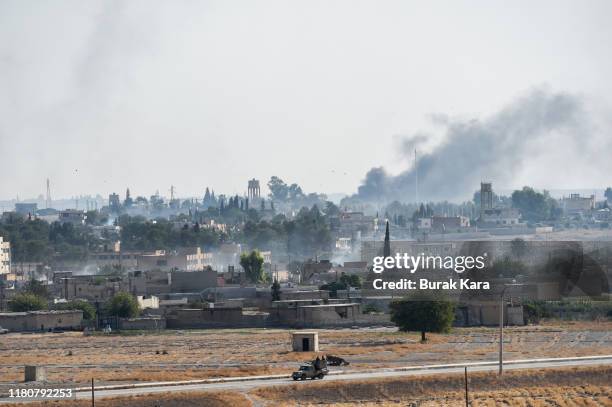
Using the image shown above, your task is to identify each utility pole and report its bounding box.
[499,291,504,375]
[464,367,469,407]
[499,282,524,375]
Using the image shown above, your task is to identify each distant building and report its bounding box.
[480,182,493,213]
[415,217,432,231]
[128,269,217,295]
[58,209,86,225]
[0,236,10,275]
[478,182,520,226]
[247,179,261,200]
[14,203,37,216]
[108,193,121,212]
[59,275,123,301]
[136,248,212,272]
[301,259,333,284]
[432,216,470,232]
[561,193,595,216]
[337,211,376,235]
[0,310,83,332]
[480,208,520,226]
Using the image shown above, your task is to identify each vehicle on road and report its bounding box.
[0,326,8,334]
[292,363,328,380]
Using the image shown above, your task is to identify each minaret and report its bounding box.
[383,221,391,258]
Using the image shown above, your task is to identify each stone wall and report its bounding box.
[0,310,83,332]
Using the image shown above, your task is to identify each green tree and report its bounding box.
[9,292,47,312]
[55,300,96,320]
[268,176,289,201]
[106,292,139,318]
[510,238,528,259]
[240,250,266,284]
[511,187,559,222]
[340,273,362,289]
[271,279,281,301]
[389,296,455,342]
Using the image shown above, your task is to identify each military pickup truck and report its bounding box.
[291,363,328,380]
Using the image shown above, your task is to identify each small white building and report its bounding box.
[292,331,319,352]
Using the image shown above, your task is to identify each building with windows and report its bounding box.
[0,236,10,275]
[136,248,213,272]
[561,193,595,216]
[58,209,86,225]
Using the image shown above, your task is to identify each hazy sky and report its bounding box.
[1,0,611,201]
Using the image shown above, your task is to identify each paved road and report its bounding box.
[1,356,610,403]
[77,356,612,400]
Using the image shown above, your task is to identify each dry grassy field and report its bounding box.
[5,366,611,407]
[0,321,610,387]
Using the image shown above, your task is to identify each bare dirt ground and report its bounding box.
[0,321,610,388]
[5,366,611,407]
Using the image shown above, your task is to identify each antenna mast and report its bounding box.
[415,149,419,204]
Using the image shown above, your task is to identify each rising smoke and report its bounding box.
[355,88,606,203]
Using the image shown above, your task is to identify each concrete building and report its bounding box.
[561,193,596,216]
[301,259,332,281]
[59,275,123,301]
[58,209,86,225]
[128,269,217,295]
[292,331,319,351]
[336,211,376,235]
[0,310,83,332]
[0,236,10,276]
[14,203,37,216]
[432,216,470,232]
[480,207,521,226]
[274,303,362,327]
[136,248,212,272]
[478,182,521,226]
[90,249,141,271]
[166,307,268,329]
[9,262,44,282]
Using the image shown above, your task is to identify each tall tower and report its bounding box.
[480,182,493,214]
[45,178,52,209]
[247,179,260,200]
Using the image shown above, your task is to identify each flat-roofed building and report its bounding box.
[58,209,86,225]
[136,248,212,272]
[14,203,37,215]
[561,193,595,215]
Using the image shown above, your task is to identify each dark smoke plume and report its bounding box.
[355,89,588,203]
